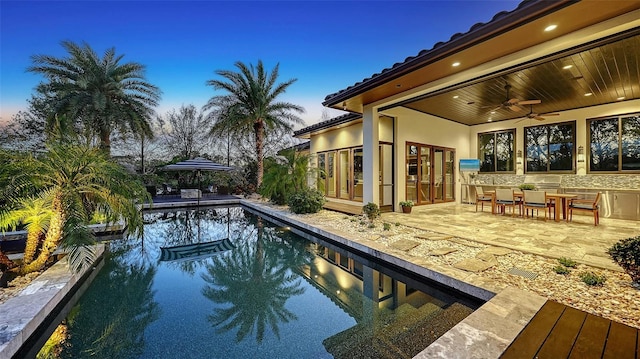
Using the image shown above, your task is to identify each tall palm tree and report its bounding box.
[203,60,304,187]
[1,143,149,273]
[28,41,161,155]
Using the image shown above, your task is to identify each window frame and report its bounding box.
[477,128,516,173]
[523,121,576,174]
[587,112,640,174]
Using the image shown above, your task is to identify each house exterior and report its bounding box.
[295,0,640,218]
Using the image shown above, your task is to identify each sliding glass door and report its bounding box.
[406,143,455,205]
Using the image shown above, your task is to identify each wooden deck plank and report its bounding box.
[323,201,363,215]
[603,321,638,359]
[500,301,565,359]
[536,306,587,359]
[568,314,610,359]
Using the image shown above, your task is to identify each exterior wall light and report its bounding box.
[516,150,523,165]
[577,145,585,162]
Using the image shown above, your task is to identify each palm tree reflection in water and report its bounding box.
[201,217,314,343]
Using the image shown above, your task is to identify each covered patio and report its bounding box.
[382,203,640,271]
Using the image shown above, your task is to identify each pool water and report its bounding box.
[38,206,481,358]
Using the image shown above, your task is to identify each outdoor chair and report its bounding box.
[538,188,557,219]
[494,188,520,217]
[567,192,601,226]
[522,190,549,220]
[474,186,493,212]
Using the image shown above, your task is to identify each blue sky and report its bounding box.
[1,0,520,128]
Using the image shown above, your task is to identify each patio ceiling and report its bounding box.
[322,1,640,128]
[385,30,640,126]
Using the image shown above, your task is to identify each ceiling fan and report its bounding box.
[483,83,541,112]
[516,105,560,123]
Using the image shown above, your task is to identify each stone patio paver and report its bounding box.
[390,238,420,251]
[454,258,495,272]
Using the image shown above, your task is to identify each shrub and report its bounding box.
[287,188,325,214]
[261,150,314,205]
[383,222,391,231]
[395,222,401,226]
[579,271,606,286]
[399,200,414,207]
[607,236,640,283]
[519,183,537,191]
[553,265,570,275]
[558,257,577,268]
[362,202,380,222]
[368,223,375,229]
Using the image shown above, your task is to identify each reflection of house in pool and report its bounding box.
[296,243,479,358]
[159,238,235,262]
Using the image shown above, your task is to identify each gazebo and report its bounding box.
[161,157,234,205]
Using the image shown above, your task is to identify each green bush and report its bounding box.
[553,265,570,275]
[362,202,380,222]
[607,236,640,283]
[287,188,325,214]
[368,223,375,229]
[383,222,391,231]
[518,183,537,191]
[558,257,577,268]
[579,271,606,286]
[260,150,314,205]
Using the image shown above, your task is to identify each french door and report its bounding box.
[406,143,455,204]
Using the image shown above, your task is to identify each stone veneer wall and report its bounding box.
[474,174,640,190]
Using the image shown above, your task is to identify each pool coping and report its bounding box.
[240,200,547,359]
[0,244,105,359]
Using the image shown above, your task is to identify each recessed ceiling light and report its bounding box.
[490,111,496,114]
[584,92,593,97]
[545,24,557,32]
[617,96,625,101]
[488,119,493,122]
[563,65,573,69]
[453,95,459,99]
[452,62,460,67]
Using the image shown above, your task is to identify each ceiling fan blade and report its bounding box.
[518,99,541,105]
[541,112,560,116]
[534,115,546,121]
[509,105,522,111]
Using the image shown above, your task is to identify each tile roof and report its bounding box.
[294,112,361,137]
[322,0,572,106]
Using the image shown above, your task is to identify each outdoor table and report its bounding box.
[545,193,578,222]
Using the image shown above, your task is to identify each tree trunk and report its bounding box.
[21,195,66,274]
[22,230,44,265]
[0,249,16,271]
[254,120,265,188]
[99,126,111,155]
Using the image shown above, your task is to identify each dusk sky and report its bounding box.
[1,0,520,129]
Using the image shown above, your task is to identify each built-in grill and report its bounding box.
[523,174,562,190]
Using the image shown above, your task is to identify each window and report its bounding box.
[525,122,574,172]
[478,130,515,172]
[589,114,640,172]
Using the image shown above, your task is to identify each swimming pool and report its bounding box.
[36,206,481,358]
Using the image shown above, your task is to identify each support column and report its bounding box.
[363,105,380,205]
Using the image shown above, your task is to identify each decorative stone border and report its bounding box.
[0,244,105,358]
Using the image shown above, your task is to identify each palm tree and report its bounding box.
[28,41,161,155]
[0,195,52,265]
[203,60,304,188]
[1,143,149,273]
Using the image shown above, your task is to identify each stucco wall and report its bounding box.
[386,107,472,206]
